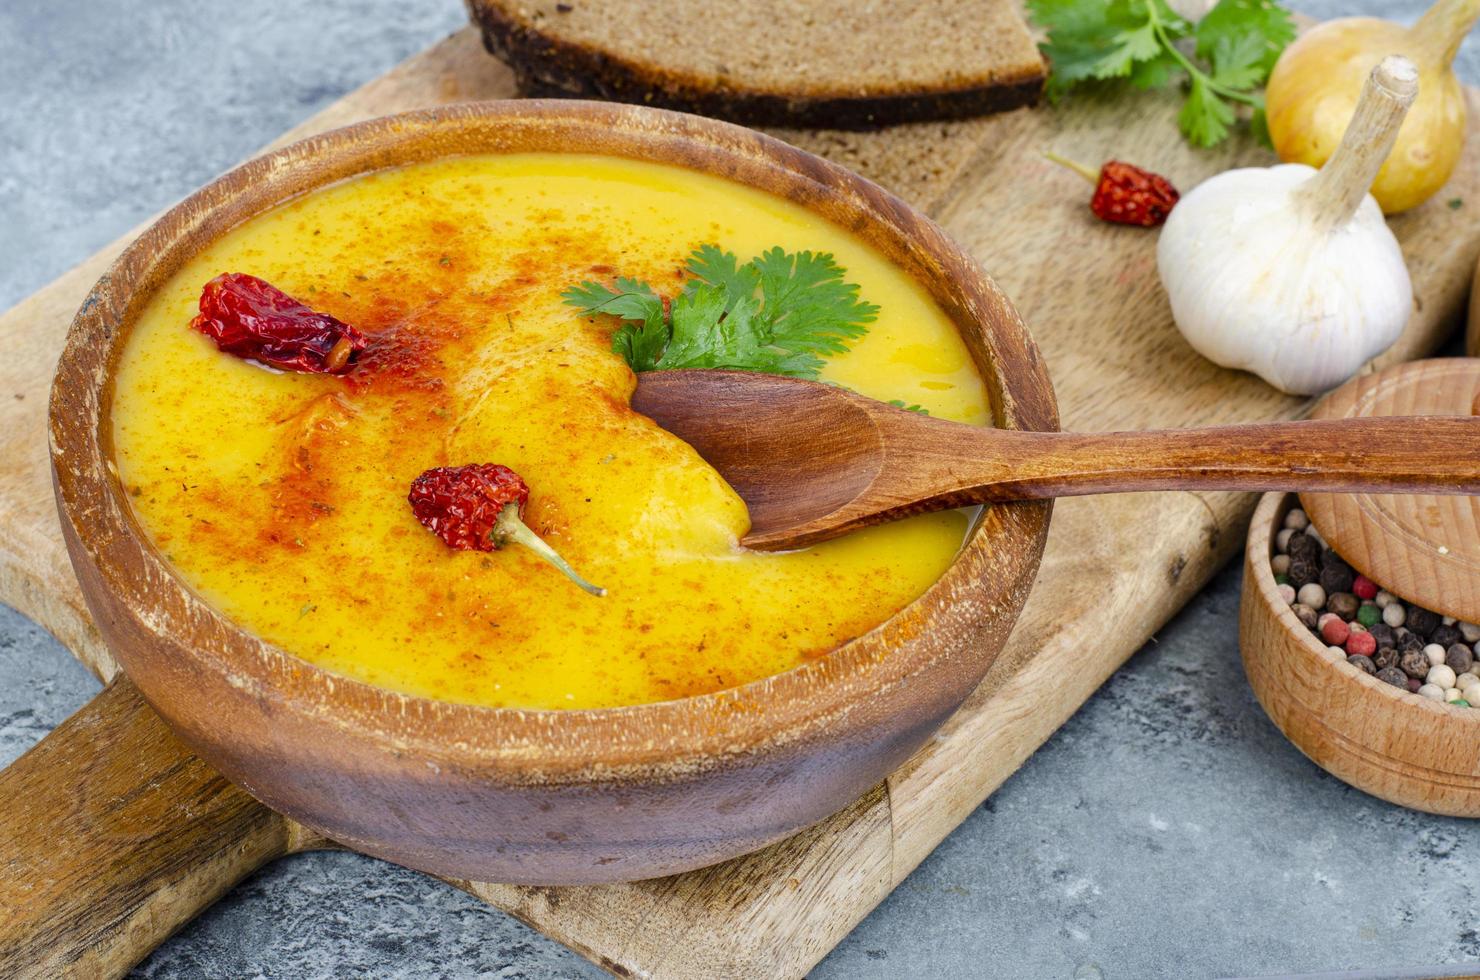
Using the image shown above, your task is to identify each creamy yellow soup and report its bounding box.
[111,154,988,709]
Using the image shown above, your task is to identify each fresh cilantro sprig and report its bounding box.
[563,245,879,379]
[1028,0,1295,148]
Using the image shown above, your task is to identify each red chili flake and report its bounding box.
[409,463,529,553]
[191,273,368,374]
[1044,153,1179,227]
[1092,161,1180,227]
[408,464,605,596]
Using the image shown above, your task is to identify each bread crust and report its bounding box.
[467,0,1045,130]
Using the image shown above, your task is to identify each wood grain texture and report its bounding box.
[0,676,324,978]
[1241,490,1480,817]
[3,22,1480,980]
[633,370,1480,550]
[453,783,896,978]
[1301,359,1480,623]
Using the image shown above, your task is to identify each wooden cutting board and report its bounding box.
[4,25,1480,980]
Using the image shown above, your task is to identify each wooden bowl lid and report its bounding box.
[1301,359,1480,624]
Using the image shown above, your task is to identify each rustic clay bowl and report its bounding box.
[1241,491,1480,817]
[50,100,1057,884]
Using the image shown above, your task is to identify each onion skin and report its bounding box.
[1266,16,1468,214]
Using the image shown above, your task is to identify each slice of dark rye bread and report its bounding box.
[465,0,1047,129]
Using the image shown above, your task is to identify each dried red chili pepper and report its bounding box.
[408,463,605,596]
[191,273,368,374]
[1044,153,1180,227]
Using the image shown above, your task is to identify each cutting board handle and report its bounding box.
[0,675,307,978]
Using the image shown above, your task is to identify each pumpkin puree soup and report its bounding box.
[111,154,989,710]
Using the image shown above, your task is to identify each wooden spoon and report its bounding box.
[631,370,1480,551]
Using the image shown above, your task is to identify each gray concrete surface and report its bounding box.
[2,1,1477,977]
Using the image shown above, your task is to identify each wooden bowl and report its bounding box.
[1240,491,1480,817]
[49,100,1057,884]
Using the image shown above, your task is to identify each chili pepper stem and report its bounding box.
[494,507,606,597]
[1042,151,1101,186]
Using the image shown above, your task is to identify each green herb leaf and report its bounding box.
[1035,0,1154,97]
[1028,0,1123,37]
[684,244,760,311]
[1090,20,1162,80]
[1129,48,1181,90]
[658,283,813,376]
[1180,74,1236,148]
[1028,0,1294,148]
[749,248,878,358]
[887,400,931,415]
[1248,99,1273,149]
[561,278,669,371]
[1195,0,1295,77]
[564,245,878,379]
[1205,32,1268,91]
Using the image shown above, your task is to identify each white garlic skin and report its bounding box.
[1157,164,1413,395]
[1165,0,1217,22]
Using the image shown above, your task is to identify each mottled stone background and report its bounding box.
[2,1,1477,976]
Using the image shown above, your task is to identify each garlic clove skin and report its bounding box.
[1164,0,1218,23]
[1157,164,1413,396]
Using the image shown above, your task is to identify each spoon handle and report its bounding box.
[965,416,1480,501]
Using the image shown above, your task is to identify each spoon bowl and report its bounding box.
[630,370,887,548]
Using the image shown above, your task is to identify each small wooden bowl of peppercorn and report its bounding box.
[1241,361,1480,818]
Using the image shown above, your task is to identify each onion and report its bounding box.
[1265,0,1479,214]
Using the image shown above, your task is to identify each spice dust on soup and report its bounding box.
[111,154,989,710]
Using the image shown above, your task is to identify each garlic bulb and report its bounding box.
[1165,0,1218,23]
[1157,57,1418,396]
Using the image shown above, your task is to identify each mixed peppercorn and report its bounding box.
[1272,508,1480,707]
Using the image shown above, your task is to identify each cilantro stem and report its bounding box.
[1145,2,1261,107]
